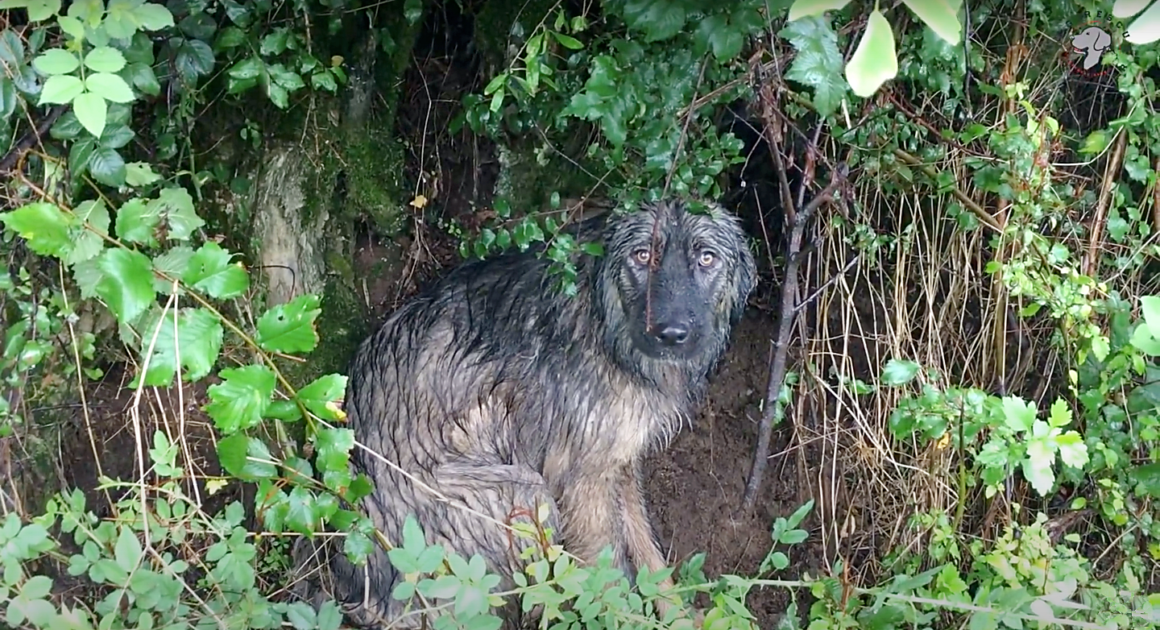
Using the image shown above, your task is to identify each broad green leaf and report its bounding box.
[32,48,79,75]
[1114,0,1153,18]
[297,375,348,422]
[0,30,24,67]
[695,14,745,62]
[20,0,61,22]
[125,61,161,96]
[404,0,422,24]
[845,10,898,98]
[84,46,126,72]
[1130,322,1160,356]
[1001,396,1036,433]
[1047,398,1072,428]
[85,72,135,103]
[1142,296,1160,339]
[182,242,250,299]
[1130,462,1160,497]
[552,32,583,50]
[73,91,108,139]
[114,527,142,572]
[38,74,84,104]
[284,486,319,535]
[125,161,162,187]
[172,38,214,82]
[57,14,85,40]
[65,199,109,266]
[788,0,852,21]
[620,0,687,42]
[0,202,74,258]
[216,433,278,480]
[72,257,105,299]
[1079,129,1111,155]
[256,294,322,354]
[204,365,277,432]
[1055,433,1089,469]
[148,187,203,240]
[152,245,195,294]
[99,123,135,149]
[88,146,127,188]
[901,0,961,46]
[1022,440,1056,495]
[135,307,224,386]
[314,426,355,474]
[114,198,157,245]
[136,1,175,30]
[95,248,156,324]
[881,359,919,386]
[1127,0,1160,44]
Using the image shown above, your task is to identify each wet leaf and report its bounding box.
[845,10,898,97]
[256,294,322,354]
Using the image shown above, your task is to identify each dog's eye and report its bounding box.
[632,249,651,265]
[698,251,716,267]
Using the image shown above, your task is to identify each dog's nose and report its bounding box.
[653,323,690,346]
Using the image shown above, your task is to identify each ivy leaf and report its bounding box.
[95,248,156,324]
[85,72,135,103]
[32,48,79,75]
[84,46,127,73]
[297,375,348,422]
[845,9,898,98]
[256,294,322,354]
[148,187,204,241]
[135,307,224,387]
[901,0,961,46]
[65,199,109,266]
[38,74,83,104]
[0,202,74,258]
[88,145,127,187]
[204,365,277,432]
[72,91,108,138]
[182,241,250,299]
[780,16,846,117]
[217,433,278,480]
[788,0,853,21]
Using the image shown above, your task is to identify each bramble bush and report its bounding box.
[1,0,1160,628]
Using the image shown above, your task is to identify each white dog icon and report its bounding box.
[1071,26,1112,70]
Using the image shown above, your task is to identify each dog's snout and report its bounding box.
[653,322,690,346]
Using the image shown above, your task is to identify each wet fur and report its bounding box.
[298,199,757,628]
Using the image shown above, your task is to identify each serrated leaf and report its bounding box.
[1055,433,1089,469]
[0,202,74,257]
[72,91,108,138]
[58,14,85,40]
[65,199,110,266]
[182,242,250,299]
[285,486,319,535]
[32,48,80,75]
[217,433,278,480]
[1001,396,1036,432]
[901,0,961,46]
[845,10,898,97]
[1126,0,1160,44]
[85,72,135,103]
[204,365,277,432]
[788,0,852,21]
[1022,441,1056,495]
[147,187,204,241]
[88,146,127,187]
[172,37,214,82]
[256,294,322,354]
[136,307,224,386]
[314,426,354,474]
[297,375,348,422]
[24,0,62,21]
[38,74,84,104]
[152,246,194,294]
[780,17,846,117]
[95,248,156,324]
[695,14,746,61]
[125,161,162,187]
[114,198,157,245]
[84,46,127,72]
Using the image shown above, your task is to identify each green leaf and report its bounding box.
[284,486,319,535]
[780,17,846,117]
[314,426,354,474]
[901,0,961,46]
[1130,462,1160,497]
[0,30,24,68]
[552,32,583,50]
[1000,396,1036,433]
[72,91,108,138]
[23,0,61,22]
[1130,321,1160,356]
[1079,129,1110,155]
[95,248,156,324]
[125,161,162,187]
[135,1,174,30]
[0,77,16,120]
[99,124,135,149]
[620,0,687,42]
[125,61,160,96]
[88,146,127,187]
[136,307,224,386]
[1022,440,1056,495]
[1055,433,1089,469]
[182,242,250,299]
[85,72,135,103]
[114,198,156,245]
[1126,0,1160,44]
[148,187,204,241]
[114,527,142,572]
[32,48,79,75]
[788,0,852,21]
[845,9,898,98]
[204,365,277,432]
[0,202,74,258]
[256,294,322,354]
[152,246,194,294]
[695,14,745,62]
[65,199,109,266]
[404,0,423,24]
[1141,296,1160,339]
[1046,398,1072,428]
[57,14,85,40]
[172,37,214,82]
[217,433,279,480]
[297,375,347,422]
[880,359,919,386]
[84,46,126,72]
[38,74,84,104]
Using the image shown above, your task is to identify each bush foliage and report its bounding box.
[1,0,1159,628]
